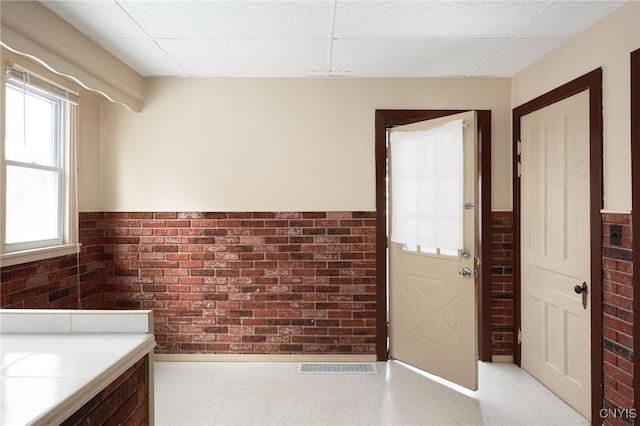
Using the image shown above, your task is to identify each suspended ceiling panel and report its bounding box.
[40,0,625,78]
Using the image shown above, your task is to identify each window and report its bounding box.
[2,63,79,265]
[390,119,464,256]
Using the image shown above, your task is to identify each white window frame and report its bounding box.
[1,59,79,267]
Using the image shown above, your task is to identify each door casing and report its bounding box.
[375,110,492,362]
[632,47,640,415]
[512,69,603,423]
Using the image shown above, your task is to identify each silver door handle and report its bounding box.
[459,267,472,278]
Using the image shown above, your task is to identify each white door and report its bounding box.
[388,111,478,391]
[520,90,591,419]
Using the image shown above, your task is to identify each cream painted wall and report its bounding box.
[77,93,101,212]
[98,77,512,212]
[512,1,640,213]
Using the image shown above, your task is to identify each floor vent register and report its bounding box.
[299,362,378,374]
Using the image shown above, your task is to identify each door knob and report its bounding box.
[459,267,472,278]
[574,282,588,309]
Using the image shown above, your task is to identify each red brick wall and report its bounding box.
[0,213,106,309]
[95,211,378,354]
[61,356,149,426]
[601,213,634,425]
[3,210,635,418]
[491,211,514,357]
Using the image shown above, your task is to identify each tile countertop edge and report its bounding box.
[28,334,156,426]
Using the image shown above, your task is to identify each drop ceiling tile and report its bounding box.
[156,39,331,77]
[36,0,626,78]
[516,1,624,38]
[330,39,506,77]
[41,1,147,39]
[333,1,552,39]
[472,38,565,77]
[95,38,185,77]
[118,0,334,39]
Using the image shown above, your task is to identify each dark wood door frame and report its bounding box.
[374,109,493,362]
[631,47,640,415]
[512,69,603,423]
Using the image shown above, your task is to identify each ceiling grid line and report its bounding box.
[327,0,338,77]
[466,0,558,77]
[113,0,188,76]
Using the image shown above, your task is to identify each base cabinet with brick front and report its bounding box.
[0,310,156,425]
[61,356,152,426]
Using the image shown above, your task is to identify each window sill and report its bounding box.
[1,244,81,268]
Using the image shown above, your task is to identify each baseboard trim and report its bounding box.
[153,353,378,363]
[491,355,514,363]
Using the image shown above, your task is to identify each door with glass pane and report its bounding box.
[388,111,477,391]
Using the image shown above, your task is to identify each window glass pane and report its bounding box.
[5,82,59,167]
[5,165,61,245]
[419,246,438,254]
[440,248,459,257]
[401,244,418,253]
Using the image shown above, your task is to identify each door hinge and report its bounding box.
[517,328,522,345]
[517,140,522,178]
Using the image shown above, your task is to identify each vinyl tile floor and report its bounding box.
[154,360,590,426]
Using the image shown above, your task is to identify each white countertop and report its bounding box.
[0,310,156,426]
